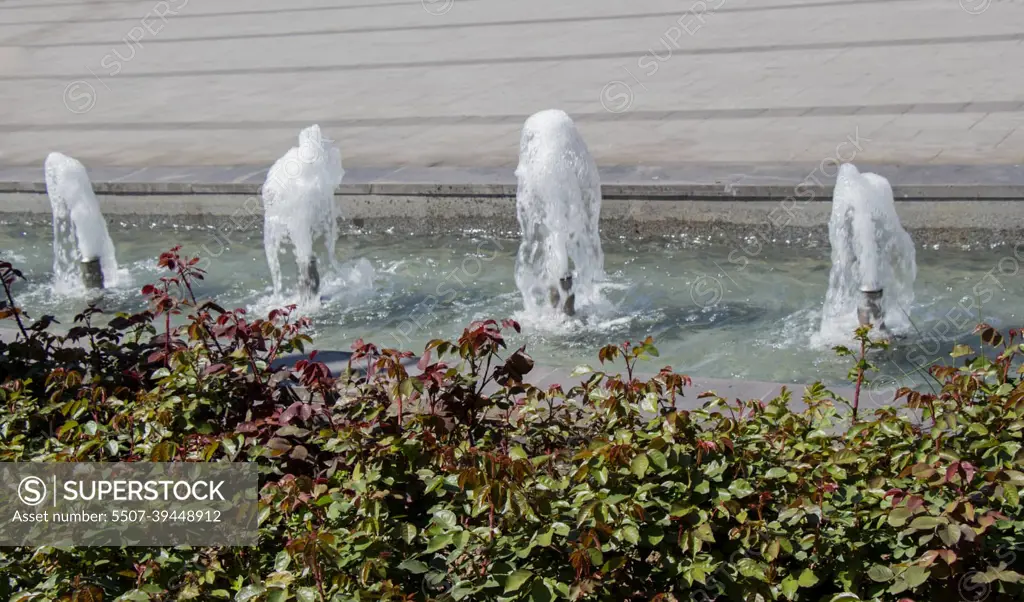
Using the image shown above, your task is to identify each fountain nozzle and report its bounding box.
[549,273,576,317]
[857,286,886,333]
[297,256,320,300]
[80,257,104,289]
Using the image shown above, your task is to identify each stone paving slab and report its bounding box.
[0,0,1022,168]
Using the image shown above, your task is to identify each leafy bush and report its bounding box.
[0,249,1022,602]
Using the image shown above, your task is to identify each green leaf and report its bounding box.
[433,509,458,530]
[951,344,974,357]
[939,523,961,546]
[909,516,942,531]
[620,525,640,545]
[399,377,415,398]
[571,365,594,376]
[765,467,788,479]
[647,449,668,471]
[402,523,417,544]
[798,569,819,587]
[451,582,478,601]
[426,534,453,553]
[295,587,317,602]
[510,445,528,461]
[694,522,715,543]
[630,453,649,478]
[867,565,895,582]
[888,508,913,527]
[504,569,533,593]
[399,559,430,574]
[974,566,1023,584]
[641,393,660,414]
[235,585,266,602]
[781,576,799,598]
[274,551,291,572]
[536,529,553,547]
[728,479,754,499]
[903,565,930,588]
[530,579,554,602]
[642,527,664,546]
[1004,470,1024,485]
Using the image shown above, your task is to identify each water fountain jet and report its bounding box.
[261,125,344,302]
[818,163,916,343]
[514,109,603,318]
[44,152,120,292]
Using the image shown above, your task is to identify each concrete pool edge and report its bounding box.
[3,162,1024,201]
[2,163,1023,244]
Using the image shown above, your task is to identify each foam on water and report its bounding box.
[261,125,347,303]
[815,163,917,345]
[249,258,378,321]
[514,109,605,328]
[43,152,124,293]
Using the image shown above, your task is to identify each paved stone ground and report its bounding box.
[0,0,1022,168]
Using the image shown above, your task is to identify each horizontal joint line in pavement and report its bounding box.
[1,33,1022,81]
[0,0,929,46]
[0,100,1022,133]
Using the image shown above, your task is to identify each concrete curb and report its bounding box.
[3,164,1023,245]
[2,162,1023,202]
[3,180,1024,201]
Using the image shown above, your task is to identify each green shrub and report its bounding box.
[0,249,1022,602]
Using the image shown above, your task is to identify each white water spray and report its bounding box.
[261,125,344,301]
[514,110,604,319]
[817,163,916,343]
[44,152,120,292]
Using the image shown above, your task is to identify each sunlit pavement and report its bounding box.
[0,0,1022,168]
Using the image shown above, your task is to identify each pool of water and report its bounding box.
[2,220,1022,389]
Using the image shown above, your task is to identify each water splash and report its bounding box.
[43,152,122,293]
[816,163,917,344]
[514,110,605,324]
[261,125,345,303]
